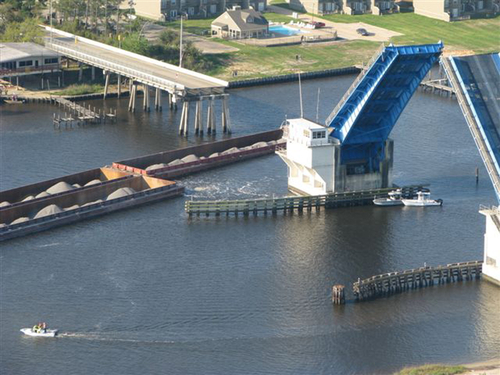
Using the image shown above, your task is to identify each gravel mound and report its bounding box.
[72,183,82,188]
[22,195,35,202]
[168,159,184,166]
[251,141,268,149]
[82,199,103,207]
[34,204,63,219]
[267,140,277,145]
[11,217,30,225]
[64,204,80,211]
[146,163,168,171]
[181,154,199,163]
[35,191,51,199]
[46,181,74,194]
[106,187,136,201]
[0,201,10,208]
[84,179,102,187]
[209,152,219,158]
[0,223,7,228]
[221,147,240,155]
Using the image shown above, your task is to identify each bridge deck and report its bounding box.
[443,53,500,203]
[44,27,227,97]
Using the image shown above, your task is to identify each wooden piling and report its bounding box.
[332,285,345,305]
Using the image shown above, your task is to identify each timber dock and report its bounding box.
[185,185,425,217]
[419,78,455,98]
[352,261,483,301]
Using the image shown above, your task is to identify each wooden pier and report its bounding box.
[52,97,116,127]
[352,261,482,301]
[419,78,455,98]
[185,185,425,217]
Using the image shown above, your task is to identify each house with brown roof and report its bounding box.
[211,7,269,39]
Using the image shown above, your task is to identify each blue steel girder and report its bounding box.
[328,43,443,148]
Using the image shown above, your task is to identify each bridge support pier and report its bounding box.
[206,97,215,135]
[221,95,231,134]
[155,88,162,111]
[171,94,178,110]
[143,85,150,111]
[78,63,83,82]
[194,100,203,135]
[128,84,137,112]
[179,101,190,136]
[91,66,95,81]
[117,74,121,98]
[103,71,110,99]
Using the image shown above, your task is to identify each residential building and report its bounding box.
[0,43,60,77]
[413,0,500,21]
[287,0,399,15]
[133,0,267,21]
[211,7,268,38]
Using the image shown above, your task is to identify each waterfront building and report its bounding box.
[413,0,500,22]
[287,0,399,15]
[133,0,267,21]
[0,43,60,77]
[480,207,500,285]
[211,7,269,39]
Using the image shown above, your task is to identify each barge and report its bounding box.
[113,129,284,179]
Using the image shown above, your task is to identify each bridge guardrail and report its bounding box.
[45,38,183,94]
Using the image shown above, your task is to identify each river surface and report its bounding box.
[1,75,499,375]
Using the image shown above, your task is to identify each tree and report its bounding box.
[0,18,45,43]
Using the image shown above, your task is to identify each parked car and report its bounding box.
[310,21,326,29]
[356,28,369,36]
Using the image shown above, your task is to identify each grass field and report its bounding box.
[157,11,499,79]
[52,84,104,96]
[319,13,500,54]
[396,364,466,375]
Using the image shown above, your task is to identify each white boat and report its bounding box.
[20,328,58,337]
[402,191,443,207]
[373,189,404,206]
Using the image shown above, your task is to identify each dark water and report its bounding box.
[1,76,499,375]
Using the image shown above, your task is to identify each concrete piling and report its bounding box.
[103,71,110,99]
[194,100,202,135]
[332,285,345,305]
[221,95,231,134]
[117,74,121,98]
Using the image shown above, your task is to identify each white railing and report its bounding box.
[325,43,387,126]
[45,38,183,93]
[442,57,500,201]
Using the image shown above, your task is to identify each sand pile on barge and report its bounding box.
[107,187,136,201]
[46,181,75,195]
[34,204,63,219]
[146,163,168,171]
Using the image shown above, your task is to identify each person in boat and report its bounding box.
[41,322,47,333]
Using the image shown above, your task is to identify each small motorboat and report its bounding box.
[402,191,443,207]
[21,323,58,337]
[373,189,404,206]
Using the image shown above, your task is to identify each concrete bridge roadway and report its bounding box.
[43,26,228,99]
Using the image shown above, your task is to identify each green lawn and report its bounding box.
[156,11,499,79]
[210,39,378,80]
[396,364,467,375]
[320,13,499,54]
[159,18,215,35]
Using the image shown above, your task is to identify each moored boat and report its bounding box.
[373,189,404,206]
[402,191,443,207]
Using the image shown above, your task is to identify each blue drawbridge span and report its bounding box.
[325,42,443,173]
[442,53,500,203]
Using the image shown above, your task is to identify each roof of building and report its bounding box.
[212,8,268,32]
[0,43,59,63]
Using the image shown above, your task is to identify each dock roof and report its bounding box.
[0,42,59,63]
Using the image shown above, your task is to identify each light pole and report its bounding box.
[179,14,184,68]
[49,0,53,43]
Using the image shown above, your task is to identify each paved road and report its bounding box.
[50,35,226,92]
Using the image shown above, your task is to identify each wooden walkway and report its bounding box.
[52,97,116,126]
[352,261,482,301]
[185,185,425,217]
[419,79,455,97]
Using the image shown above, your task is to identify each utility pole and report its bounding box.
[49,0,53,43]
[179,14,183,68]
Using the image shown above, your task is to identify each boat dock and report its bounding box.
[52,97,116,126]
[419,78,455,97]
[352,261,483,301]
[185,185,425,217]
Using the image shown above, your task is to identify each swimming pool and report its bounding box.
[269,25,305,36]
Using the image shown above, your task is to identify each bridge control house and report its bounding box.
[0,43,61,77]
